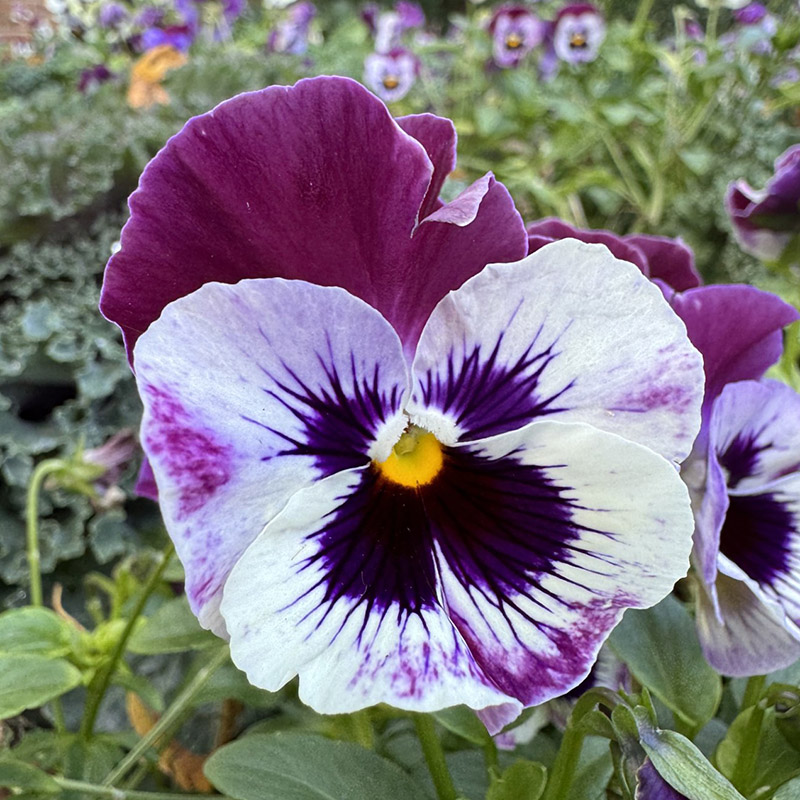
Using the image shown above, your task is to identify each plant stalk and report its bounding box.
[81,542,176,740]
[103,645,229,786]
[413,714,457,800]
[26,458,68,607]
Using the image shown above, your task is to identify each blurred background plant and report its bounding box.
[1,0,800,797]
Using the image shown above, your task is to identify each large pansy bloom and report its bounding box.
[106,78,703,726]
[133,240,702,728]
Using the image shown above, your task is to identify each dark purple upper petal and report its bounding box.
[396,113,456,219]
[624,233,701,291]
[101,76,527,362]
[526,218,648,273]
[526,219,702,292]
[669,285,799,414]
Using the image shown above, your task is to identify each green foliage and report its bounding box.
[609,595,722,731]
[204,733,427,799]
[0,654,82,718]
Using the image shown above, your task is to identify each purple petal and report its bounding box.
[526,218,648,273]
[409,239,704,463]
[624,234,701,291]
[101,76,527,360]
[712,380,800,493]
[669,285,799,415]
[695,566,800,676]
[635,759,688,800]
[134,278,409,633]
[395,113,456,219]
[134,457,158,501]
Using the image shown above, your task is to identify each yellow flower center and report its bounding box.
[570,32,587,48]
[505,32,523,49]
[383,75,400,90]
[377,426,443,488]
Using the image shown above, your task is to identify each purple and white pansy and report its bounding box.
[364,48,419,102]
[524,217,800,676]
[103,77,704,728]
[552,3,605,64]
[488,5,545,68]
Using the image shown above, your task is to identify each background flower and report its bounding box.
[726,144,800,263]
[552,3,605,64]
[488,5,545,68]
[364,48,418,102]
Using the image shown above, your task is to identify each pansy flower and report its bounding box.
[668,286,800,674]
[690,380,800,675]
[552,3,605,64]
[488,5,545,68]
[103,77,703,728]
[268,1,315,54]
[364,48,419,102]
[524,217,800,674]
[726,144,800,264]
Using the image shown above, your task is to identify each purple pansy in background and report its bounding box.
[140,24,194,51]
[363,1,424,53]
[98,1,127,29]
[364,48,418,102]
[726,144,800,263]
[268,1,315,54]
[78,63,114,93]
[552,3,605,64]
[103,77,704,728]
[488,5,545,68]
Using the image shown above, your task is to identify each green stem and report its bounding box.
[731,684,766,794]
[742,674,766,710]
[103,645,229,787]
[413,714,457,800]
[26,458,68,607]
[541,721,587,800]
[54,777,212,799]
[706,1,720,46]
[632,0,655,37]
[80,543,175,741]
[348,709,375,750]
[51,697,67,734]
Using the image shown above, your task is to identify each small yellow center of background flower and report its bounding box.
[383,75,400,90]
[570,32,587,48]
[377,425,443,487]
[505,32,523,49]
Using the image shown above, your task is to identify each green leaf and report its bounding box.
[204,733,426,800]
[432,705,491,745]
[0,759,60,793]
[634,711,745,800]
[570,736,614,800]
[487,761,546,800]
[609,596,721,728]
[716,707,800,793]
[0,607,73,656]
[0,654,82,717]
[127,595,216,654]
